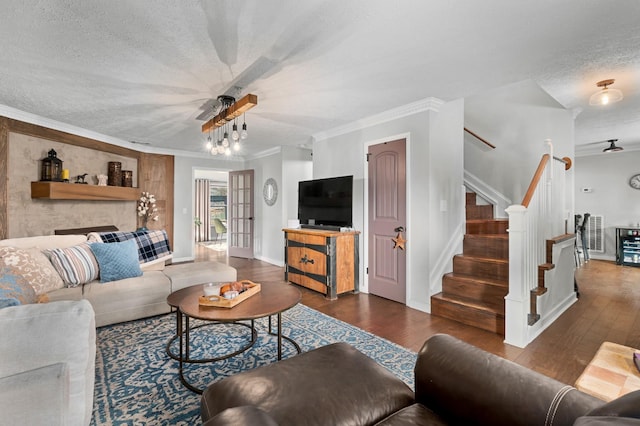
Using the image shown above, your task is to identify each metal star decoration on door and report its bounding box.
[392,233,406,250]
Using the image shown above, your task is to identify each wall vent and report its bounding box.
[586,215,604,253]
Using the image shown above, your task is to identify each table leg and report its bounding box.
[277,312,283,360]
[185,316,190,361]
[165,308,183,360]
[266,312,301,357]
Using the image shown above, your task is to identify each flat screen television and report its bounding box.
[298,175,353,229]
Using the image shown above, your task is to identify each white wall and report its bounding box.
[281,146,313,230]
[173,155,243,261]
[313,98,464,312]
[247,147,312,265]
[427,102,465,298]
[575,150,640,261]
[465,80,575,208]
[247,152,283,265]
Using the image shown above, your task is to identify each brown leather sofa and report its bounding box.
[201,334,640,425]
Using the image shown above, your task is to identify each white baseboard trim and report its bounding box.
[255,255,285,268]
[407,299,429,313]
[527,292,577,345]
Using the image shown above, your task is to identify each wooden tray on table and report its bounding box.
[198,280,261,308]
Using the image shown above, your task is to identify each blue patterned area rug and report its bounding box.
[91,304,417,425]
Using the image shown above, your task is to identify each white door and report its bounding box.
[228,169,254,259]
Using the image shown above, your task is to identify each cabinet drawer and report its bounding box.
[287,247,327,275]
[287,232,327,246]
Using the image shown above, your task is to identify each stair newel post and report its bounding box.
[504,204,529,348]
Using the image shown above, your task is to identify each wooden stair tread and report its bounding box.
[455,254,508,264]
[434,191,509,335]
[432,293,505,314]
[465,234,508,240]
[443,272,507,288]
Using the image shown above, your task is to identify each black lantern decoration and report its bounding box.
[40,149,63,182]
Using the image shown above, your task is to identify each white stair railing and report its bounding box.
[505,144,572,348]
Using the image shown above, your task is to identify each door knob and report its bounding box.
[394,226,405,232]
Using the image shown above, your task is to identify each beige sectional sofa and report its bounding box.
[0,233,238,425]
[0,233,237,326]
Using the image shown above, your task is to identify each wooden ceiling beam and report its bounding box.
[201,94,258,133]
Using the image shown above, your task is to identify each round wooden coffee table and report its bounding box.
[166,281,301,393]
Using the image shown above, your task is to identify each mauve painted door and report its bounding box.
[228,169,254,259]
[368,139,406,303]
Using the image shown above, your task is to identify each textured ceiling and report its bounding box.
[0,0,639,158]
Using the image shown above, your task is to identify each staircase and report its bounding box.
[431,192,508,335]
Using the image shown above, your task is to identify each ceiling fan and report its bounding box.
[601,139,624,153]
[582,139,624,153]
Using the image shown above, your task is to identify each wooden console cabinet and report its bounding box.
[283,228,359,299]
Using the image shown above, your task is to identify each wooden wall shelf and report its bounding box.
[31,182,139,201]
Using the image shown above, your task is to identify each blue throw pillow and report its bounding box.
[0,267,36,308]
[90,240,143,283]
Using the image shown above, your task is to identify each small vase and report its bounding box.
[136,226,148,232]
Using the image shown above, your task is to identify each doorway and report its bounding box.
[367,138,407,303]
[194,169,229,254]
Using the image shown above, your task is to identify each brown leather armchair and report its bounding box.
[201,334,640,425]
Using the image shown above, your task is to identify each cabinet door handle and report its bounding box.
[300,254,315,264]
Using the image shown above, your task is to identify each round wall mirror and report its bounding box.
[263,178,278,206]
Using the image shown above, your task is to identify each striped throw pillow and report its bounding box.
[46,243,99,287]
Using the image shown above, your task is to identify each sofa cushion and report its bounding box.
[83,270,171,327]
[0,266,36,308]
[0,300,96,426]
[583,390,640,418]
[0,234,86,250]
[46,243,100,287]
[0,363,67,426]
[90,240,142,283]
[0,246,65,294]
[164,261,237,292]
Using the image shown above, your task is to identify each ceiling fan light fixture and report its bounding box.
[589,79,623,106]
[241,120,248,140]
[202,95,256,157]
[232,122,240,141]
[603,139,623,153]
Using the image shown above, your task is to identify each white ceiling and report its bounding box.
[1,0,639,158]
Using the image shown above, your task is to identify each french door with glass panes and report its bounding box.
[228,169,254,259]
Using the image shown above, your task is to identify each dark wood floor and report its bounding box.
[195,243,640,386]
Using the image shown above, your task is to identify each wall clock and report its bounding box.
[263,178,278,206]
[630,174,640,190]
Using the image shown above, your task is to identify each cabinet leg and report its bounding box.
[326,286,337,300]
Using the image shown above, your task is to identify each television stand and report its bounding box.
[283,228,360,299]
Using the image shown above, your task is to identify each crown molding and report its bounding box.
[0,104,246,161]
[0,104,143,150]
[246,146,282,160]
[313,97,445,142]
